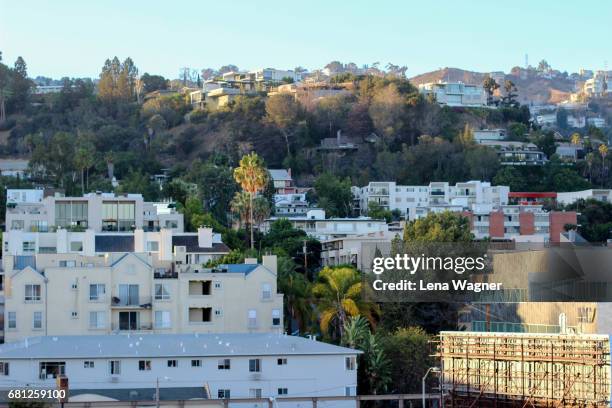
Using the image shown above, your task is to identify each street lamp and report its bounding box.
[422,367,441,408]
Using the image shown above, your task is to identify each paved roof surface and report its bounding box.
[0,333,359,359]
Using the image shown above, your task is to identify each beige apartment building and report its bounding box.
[3,246,283,342]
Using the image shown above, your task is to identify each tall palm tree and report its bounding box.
[570,133,581,146]
[230,191,250,229]
[277,257,312,334]
[599,144,608,186]
[341,315,370,349]
[312,266,379,339]
[233,153,269,249]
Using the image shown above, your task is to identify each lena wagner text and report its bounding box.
[372,279,502,292]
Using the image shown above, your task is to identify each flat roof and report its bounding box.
[0,333,360,359]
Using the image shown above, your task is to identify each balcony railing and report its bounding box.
[111,296,152,308]
[111,323,153,331]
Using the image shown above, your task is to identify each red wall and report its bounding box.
[519,212,535,235]
[489,211,505,238]
[549,211,577,243]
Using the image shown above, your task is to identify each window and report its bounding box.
[70,241,83,252]
[167,359,177,368]
[214,281,222,289]
[155,311,171,329]
[248,309,257,328]
[218,389,230,399]
[278,388,288,395]
[33,311,42,329]
[11,220,24,230]
[272,309,281,327]
[191,359,201,367]
[154,284,170,300]
[118,284,139,306]
[71,280,78,290]
[7,312,16,329]
[89,311,106,329]
[22,241,36,252]
[214,309,223,317]
[109,360,121,375]
[84,361,95,368]
[102,201,135,231]
[277,358,287,365]
[188,280,212,296]
[345,356,356,370]
[25,284,41,302]
[59,260,76,268]
[89,284,105,301]
[138,360,151,371]
[249,389,262,398]
[0,362,9,376]
[146,241,159,252]
[55,201,88,228]
[249,358,261,372]
[217,359,230,370]
[39,362,65,379]
[71,311,78,319]
[261,283,272,300]
[345,386,356,397]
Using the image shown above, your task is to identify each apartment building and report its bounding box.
[418,81,487,107]
[557,189,612,205]
[273,193,318,217]
[1,224,284,339]
[5,190,184,233]
[320,231,397,270]
[353,180,509,220]
[478,141,548,165]
[269,169,297,194]
[261,210,388,241]
[583,71,608,97]
[0,332,359,404]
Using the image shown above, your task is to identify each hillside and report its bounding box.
[409,67,576,105]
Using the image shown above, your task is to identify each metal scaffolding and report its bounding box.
[434,331,610,407]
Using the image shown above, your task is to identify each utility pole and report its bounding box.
[156,377,160,408]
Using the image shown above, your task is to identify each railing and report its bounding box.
[110,323,153,331]
[110,296,152,308]
[153,270,178,279]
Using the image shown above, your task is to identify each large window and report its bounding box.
[154,311,171,329]
[249,359,261,372]
[89,284,106,301]
[102,202,135,231]
[39,362,65,379]
[138,360,151,371]
[25,284,41,302]
[118,284,139,305]
[154,284,170,300]
[55,201,88,228]
[7,312,16,329]
[0,362,9,376]
[89,311,106,329]
[109,360,121,375]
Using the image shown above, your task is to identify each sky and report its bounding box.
[1,0,611,80]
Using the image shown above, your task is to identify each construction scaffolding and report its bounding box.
[435,331,610,407]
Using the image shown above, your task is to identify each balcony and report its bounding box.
[111,322,153,331]
[154,268,178,279]
[111,296,152,308]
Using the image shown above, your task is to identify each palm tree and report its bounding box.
[362,333,392,394]
[277,257,312,334]
[571,133,581,146]
[230,191,250,229]
[233,153,269,249]
[341,315,370,349]
[599,144,608,186]
[586,152,595,183]
[312,266,379,339]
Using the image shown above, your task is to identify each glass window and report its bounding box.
[217,359,230,370]
[154,284,170,300]
[138,360,151,371]
[7,312,16,329]
[89,311,106,329]
[248,309,257,328]
[84,361,95,368]
[345,356,356,370]
[191,359,201,367]
[0,362,9,376]
[110,360,121,375]
[249,358,261,372]
[218,389,230,399]
[167,359,177,368]
[154,311,171,329]
[25,284,41,301]
[146,241,159,252]
[261,283,272,300]
[33,311,42,329]
[278,388,288,395]
[272,309,281,327]
[89,284,106,301]
[70,241,83,252]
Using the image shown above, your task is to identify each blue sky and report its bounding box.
[1,0,611,79]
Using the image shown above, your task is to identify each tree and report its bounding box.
[233,153,269,249]
[312,266,378,340]
[380,327,434,393]
[277,257,313,334]
[74,145,95,194]
[557,108,568,130]
[369,84,404,145]
[571,132,582,146]
[367,201,392,223]
[501,80,519,108]
[312,173,353,217]
[230,191,251,229]
[483,76,500,105]
[403,211,473,243]
[265,94,302,155]
[140,73,168,93]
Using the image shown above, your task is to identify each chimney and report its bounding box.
[262,255,277,274]
[197,227,213,248]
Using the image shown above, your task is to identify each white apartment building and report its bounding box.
[5,190,184,233]
[418,81,487,107]
[249,68,302,84]
[353,181,509,220]
[273,193,316,217]
[320,231,398,271]
[261,210,388,241]
[583,71,608,97]
[0,332,359,404]
[557,189,612,205]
